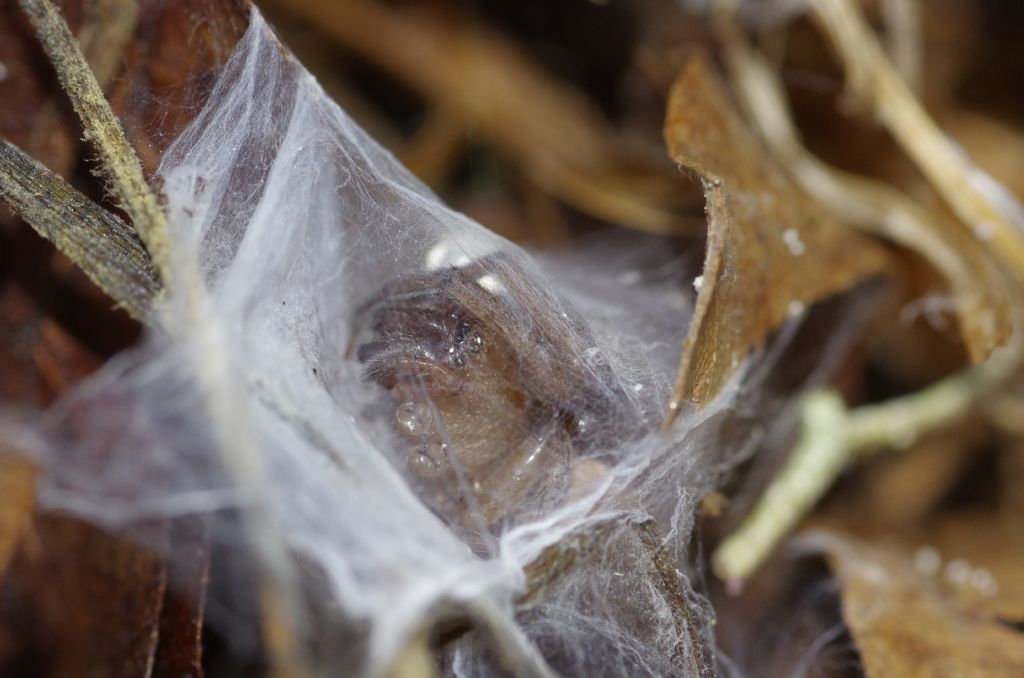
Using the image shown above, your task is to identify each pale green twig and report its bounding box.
[708,0,1024,587]
[712,339,1019,586]
[18,0,171,279]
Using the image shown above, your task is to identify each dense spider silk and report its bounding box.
[3,9,856,677]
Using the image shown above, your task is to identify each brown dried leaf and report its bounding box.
[922,516,1024,623]
[0,456,36,581]
[0,0,249,178]
[804,521,1024,677]
[0,515,167,676]
[710,11,1013,365]
[663,54,890,413]
[153,517,210,678]
[0,284,102,405]
[0,1,86,161]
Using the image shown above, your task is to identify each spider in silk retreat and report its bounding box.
[355,254,620,529]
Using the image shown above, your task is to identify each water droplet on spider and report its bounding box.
[787,300,806,318]
[692,275,704,291]
[408,446,441,479]
[395,401,433,437]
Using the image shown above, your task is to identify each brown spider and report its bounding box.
[355,255,618,529]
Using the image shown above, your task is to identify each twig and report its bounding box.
[0,139,159,320]
[18,0,171,278]
[711,5,1006,363]
[880,0,922,96]
[27,0,140,175]
[14,5,313,673]
[707,0,1024,586]
[712,390,846,588]
[806,0,1024,281]
[712,337,1019,585]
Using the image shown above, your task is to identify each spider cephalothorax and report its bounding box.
[355,255,617,528]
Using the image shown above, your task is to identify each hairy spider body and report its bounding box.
[356,257,614,528]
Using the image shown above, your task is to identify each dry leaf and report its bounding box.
[0,0,249,180]
[153,517,210,678]
[663,53,890,411]
[0,456,35,581]
[0,1,86,157]
[710,4,1013,365]
[802,522,1024,677]
[0,284,104,405]
[0,515,167,676]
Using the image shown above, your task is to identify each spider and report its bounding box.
[354,255,713,674]
[355,254,618,529]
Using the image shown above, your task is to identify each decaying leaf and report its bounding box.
[0,515,167,676]
[710,13,1013,365]
[663,53,890,413]
[152,517,209,678]
[113,0,251,174]
[802,522,1024,677]
[0,456,35,581]
[0,278,118,406]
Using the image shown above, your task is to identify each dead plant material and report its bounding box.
[712,9,1013,363]
[662,53,889,416]
[803,520,1024,677]
[0,515,168,676]
[0,456,35,581]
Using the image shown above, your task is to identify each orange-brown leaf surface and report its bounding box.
[0,457,35,582]
[805,521,1024,678]
[663,54,890,412]
[0,516,167,676]
[152,518,210,678]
